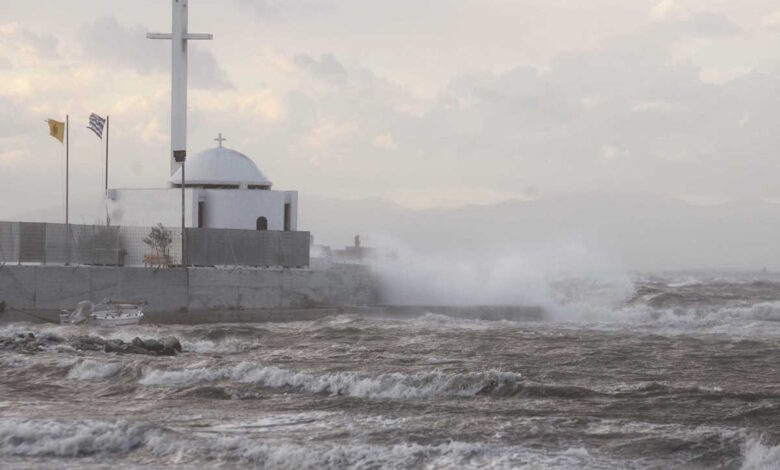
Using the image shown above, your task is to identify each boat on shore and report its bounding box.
[60,300,145,327]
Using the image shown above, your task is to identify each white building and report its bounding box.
[107,140,298,231]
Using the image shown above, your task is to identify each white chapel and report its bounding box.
[107,136,298,231]
[106,0,298,233]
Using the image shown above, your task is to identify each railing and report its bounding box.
[0,221,309,268]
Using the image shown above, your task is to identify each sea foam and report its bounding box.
[68,360,122,380]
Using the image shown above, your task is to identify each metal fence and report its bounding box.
[0,221,309,268]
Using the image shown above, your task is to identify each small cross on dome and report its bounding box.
[214,133,227,148]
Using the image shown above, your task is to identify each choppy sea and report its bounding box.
[0,272,779,469]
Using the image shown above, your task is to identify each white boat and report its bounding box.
[91,301,145,327]
[60,300,145,327]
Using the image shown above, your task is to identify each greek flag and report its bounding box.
[87,113,106,139]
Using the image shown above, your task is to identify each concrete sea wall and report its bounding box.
[0,264,379,316]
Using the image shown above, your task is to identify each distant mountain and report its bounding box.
[299,192,780,271]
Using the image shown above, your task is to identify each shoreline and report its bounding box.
[0,305,546,325]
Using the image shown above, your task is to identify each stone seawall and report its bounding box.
[0,264,379,315]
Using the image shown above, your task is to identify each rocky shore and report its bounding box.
[1,332,182,356]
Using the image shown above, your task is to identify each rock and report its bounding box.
[160,336,182,353]
[2,331,180,357]
[126,345,150,355]
[41,334,64,343]
[74,336,106,351]
[104,339,127,353]
[142,339,164,352]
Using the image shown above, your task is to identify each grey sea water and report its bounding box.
[0,273,779,469]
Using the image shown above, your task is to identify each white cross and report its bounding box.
[147,0,213,177]
[214,133,227,148]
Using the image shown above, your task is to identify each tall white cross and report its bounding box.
[147,0,213,177]
[214,133,226,147]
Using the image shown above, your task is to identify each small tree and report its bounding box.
[143,223,172,262]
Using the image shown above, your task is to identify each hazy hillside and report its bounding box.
[300,193,780,271]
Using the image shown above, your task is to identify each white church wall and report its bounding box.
[203,189,298,231]
[108,188,298,232]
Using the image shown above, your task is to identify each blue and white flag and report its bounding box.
[87,113,106,139]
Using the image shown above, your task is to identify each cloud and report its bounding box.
[0,148,26,164]
[78,17,233,90]
[237,0,330,18]
[304,122,359,151]
[651,0,682,20]
[373,132,395,150]
[764,9,780,30]
[293,53,349,86]
[0,23,58,64]
[650,2,740,37]
[678,12,741,37]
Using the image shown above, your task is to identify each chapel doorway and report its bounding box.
[256,216,268,231]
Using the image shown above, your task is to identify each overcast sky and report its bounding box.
[1,0,780,219]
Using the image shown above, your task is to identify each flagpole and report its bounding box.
[182,160,186,267]
[65,114,69,226]
[65,114,70,266]
[105,115,110,192]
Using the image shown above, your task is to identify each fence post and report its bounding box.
[14,222,19,266]
[91,224,96,266]
[0,222,6,266]
[40,223,46,265]
[226,231,238,268]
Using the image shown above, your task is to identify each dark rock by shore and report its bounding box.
[1,332,182,356]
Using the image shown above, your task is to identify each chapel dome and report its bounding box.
[168,146,273,188]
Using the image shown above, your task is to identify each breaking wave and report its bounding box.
[139,366,229,387]
[1,416,772,469]
[231,363,521,399]
[67,360,122,381]
[0,417,612,468]
[0,419,154,457]
[140,363,522,399]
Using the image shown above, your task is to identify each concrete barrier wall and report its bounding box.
[0,264,378,314]
[0,221,310,268]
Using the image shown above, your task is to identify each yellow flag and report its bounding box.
[47,119,65,143]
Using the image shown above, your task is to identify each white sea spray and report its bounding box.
[67,359,122,380]
[741,437,780,470]
[139,366,231,386]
